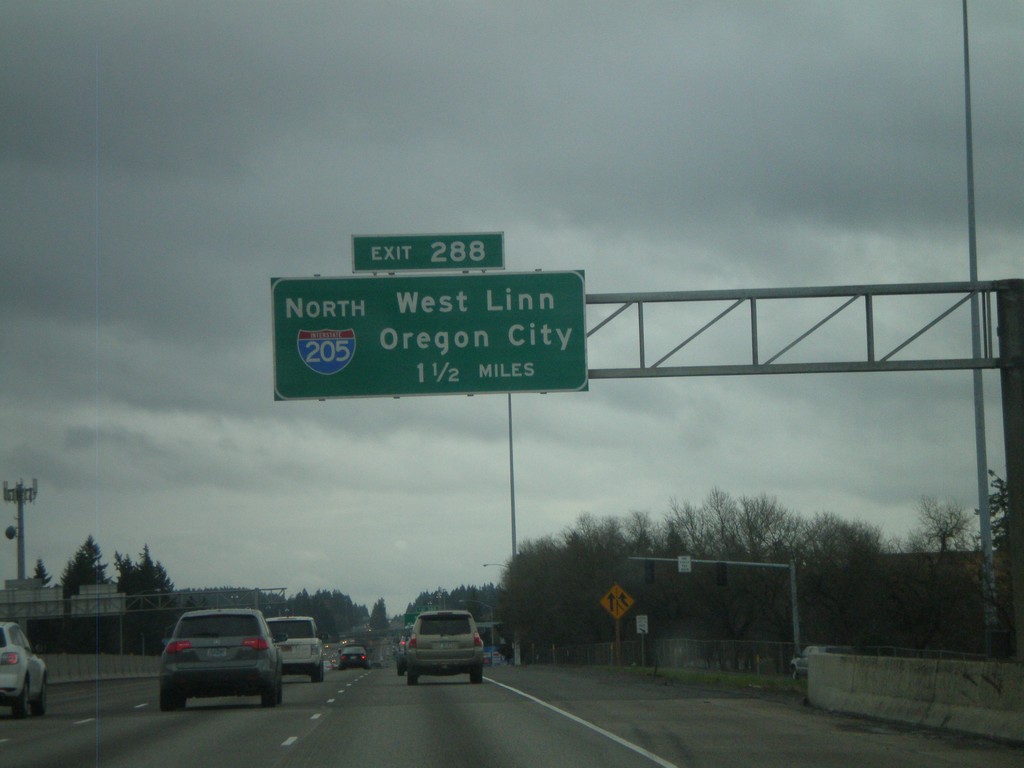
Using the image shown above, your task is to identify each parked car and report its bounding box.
[790,645,855,679]
[338,645,370,670]
[266,616,325,682]
[406,609,484,685]
[0,621,47,718]
[159,608,283,711]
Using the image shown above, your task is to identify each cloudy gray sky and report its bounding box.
[2,1,1021,617]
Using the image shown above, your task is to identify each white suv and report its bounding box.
[0,621,47,718]
[266,616,325,682]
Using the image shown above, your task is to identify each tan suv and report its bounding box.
[406,610,484,685]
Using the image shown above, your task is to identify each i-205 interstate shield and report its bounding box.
[297,329,356,375]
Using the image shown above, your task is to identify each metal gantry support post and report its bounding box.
[996,280,1024,659]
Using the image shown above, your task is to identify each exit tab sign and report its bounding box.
[352,233,504,272]
[271,271,587,400]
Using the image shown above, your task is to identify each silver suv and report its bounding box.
[266,616,325,682]
[406,610,484,685]
[159,608,283,710]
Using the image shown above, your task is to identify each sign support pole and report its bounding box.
[615,618,621,667]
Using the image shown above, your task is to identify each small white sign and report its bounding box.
[678,555,692,573]
[636,614,649,634]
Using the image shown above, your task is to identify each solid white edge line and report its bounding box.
[486,678,681,768]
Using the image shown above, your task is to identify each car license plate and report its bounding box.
[437,641,456,649]
[207,647,227,658]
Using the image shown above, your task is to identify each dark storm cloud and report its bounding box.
[1,1,1019,612]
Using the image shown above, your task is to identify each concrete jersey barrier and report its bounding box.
[809,654,1024,745]
[43,653,160,684]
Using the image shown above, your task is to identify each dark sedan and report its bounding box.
[337,645,370,670]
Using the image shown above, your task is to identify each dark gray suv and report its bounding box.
[159,608,283,711]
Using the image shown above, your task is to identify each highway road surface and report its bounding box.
[0,665,1019,767]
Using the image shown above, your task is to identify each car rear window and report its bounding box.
[268,619,315,638]
[0,628,6,646]
[177,614,260,638]
[418,616,471,636]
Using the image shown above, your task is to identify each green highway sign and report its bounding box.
[352,232,504,272]
[271,271,587,400]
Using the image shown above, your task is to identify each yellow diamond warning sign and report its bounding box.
[600,583,634,620]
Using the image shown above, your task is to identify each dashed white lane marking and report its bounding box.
[311,713,322,720]
[327,698,336,704]
[134,703,148,709]
[75,718,96,725]
[282,736,298,747]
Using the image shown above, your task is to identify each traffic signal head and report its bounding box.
[715,561,728,587]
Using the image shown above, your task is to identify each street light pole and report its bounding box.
[961,0,998,653]
[3,479,38,581]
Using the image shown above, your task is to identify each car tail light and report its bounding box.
[408,636,417,649]
[474,632,483,647]
[1,651,19,665]
[242,637,270,651]
[164,640,193,655]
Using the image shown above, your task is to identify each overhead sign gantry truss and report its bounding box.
[585,281,999,378]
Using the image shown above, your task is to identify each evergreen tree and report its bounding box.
[32,558,51,586]
[114,545,176,656]
[369,598,389,630]
[988,470,1009,551]
[59,536,113,653]
[115,544,174,595]
[60,535,109,599]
